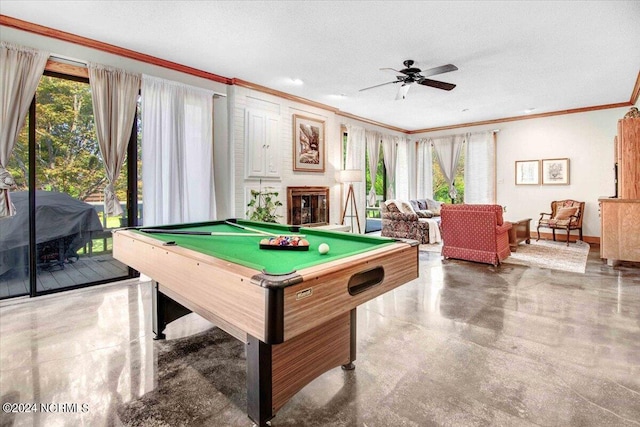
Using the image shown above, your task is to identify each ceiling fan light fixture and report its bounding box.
[396,84,412,100]
[361,59,458,98]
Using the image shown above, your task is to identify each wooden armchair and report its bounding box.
[536,200,585,245]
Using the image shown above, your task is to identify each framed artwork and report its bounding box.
[293,114,325,172]
[515,160,540,185]
[542,158,570,185]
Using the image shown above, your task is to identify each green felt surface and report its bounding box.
[136,220,395,275]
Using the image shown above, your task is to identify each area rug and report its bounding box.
[117,327,247,426]
[502,239,590,273]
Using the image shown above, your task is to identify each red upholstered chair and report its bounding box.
[440,204,512,266]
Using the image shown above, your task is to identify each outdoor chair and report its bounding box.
[537,200,585,246]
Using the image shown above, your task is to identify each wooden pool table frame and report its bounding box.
[113,220,419,426]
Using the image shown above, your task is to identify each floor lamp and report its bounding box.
[336,169,362,233]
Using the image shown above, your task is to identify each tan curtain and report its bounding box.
[88,63,141,216]
[431,134,465,202]
[416,138,433,199]
[382,135,398,200]
[365,130,380,206]
[0,42,49,218]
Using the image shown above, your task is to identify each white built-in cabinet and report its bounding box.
[245,109,281,179]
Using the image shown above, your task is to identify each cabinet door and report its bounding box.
[245,109,281,179]
[618,119,640,199]
[246,109,267,178]
[264,115,281,178]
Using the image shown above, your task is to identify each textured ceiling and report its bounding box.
[2,1,639,131]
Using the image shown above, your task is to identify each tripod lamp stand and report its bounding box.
[336,169,362,233]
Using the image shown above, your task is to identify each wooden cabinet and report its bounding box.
[616,118,640,199]
[600,117,640,264]
[287,186,329,226]
[245,109,280,179]
[599,198,640,265]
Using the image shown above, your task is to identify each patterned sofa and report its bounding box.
[440,204,512,266]
[380,198,442,244]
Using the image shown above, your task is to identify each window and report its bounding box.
[364,145,385,217]
[432,147,465,203]
[1,71,136,299]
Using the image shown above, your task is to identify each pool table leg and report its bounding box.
[341,308,357,370]
[246,311,354,426]
[246,335,274,427]
[151,281,192,340]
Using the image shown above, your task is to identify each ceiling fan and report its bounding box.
[360,59,458,100]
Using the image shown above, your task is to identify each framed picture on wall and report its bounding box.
[292,114,325,172]
[542,158,570,185]
[515,160,540,185]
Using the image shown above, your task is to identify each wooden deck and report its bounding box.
[0,254,129,298]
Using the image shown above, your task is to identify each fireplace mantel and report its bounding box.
[287,186,329,227]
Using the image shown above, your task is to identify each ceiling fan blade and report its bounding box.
[420,64,458,77]
[395,84,411,100]
[380,67,405,75]
[359,80,399,92]
[419,79,456,91]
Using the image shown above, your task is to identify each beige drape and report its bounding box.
[365,130,380,206]
[0,42,48,218]
[382,134,398,200]
[431,135,465,201]
[88,63,141,216]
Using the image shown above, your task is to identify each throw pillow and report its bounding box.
[398,201,415,214]
[554,207,578,220]
[416,199,428,210]
[385,201,401,213]
[409,200,421,211]
[426,199,442,216]
[416,210,434,218]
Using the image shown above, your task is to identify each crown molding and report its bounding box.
[2,14,636,134]
[630,71,640,105]
[407,102,633,134]
[0,15,231,85]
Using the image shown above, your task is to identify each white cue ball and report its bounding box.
[318,243,330,254]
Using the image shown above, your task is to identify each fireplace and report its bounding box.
[287,186,329,226]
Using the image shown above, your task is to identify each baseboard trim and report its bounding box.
[529,231,599,245]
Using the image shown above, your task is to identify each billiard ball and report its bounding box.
[318,243,330,254]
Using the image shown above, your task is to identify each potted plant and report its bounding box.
[246,188,283,223]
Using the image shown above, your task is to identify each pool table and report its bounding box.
[113,219,419,426]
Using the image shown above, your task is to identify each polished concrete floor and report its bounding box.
[1,247,639,426]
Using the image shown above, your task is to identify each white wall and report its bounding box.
[3,24,631,237]
[230,86,407,228]
[413,107,630,239]
[1,25,231,217]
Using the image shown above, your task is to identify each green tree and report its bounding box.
[8,75,129,203]
[432,149,465,203]
[364,146,385,199]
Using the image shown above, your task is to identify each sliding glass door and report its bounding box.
[0,72,136,299]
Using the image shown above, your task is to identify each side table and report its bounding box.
[508,218,532,252]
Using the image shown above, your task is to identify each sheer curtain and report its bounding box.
[365,130,380,206]
[431,135,465,202]
[465,131,496,203]
[0,42,48,218]
[395,139,409,201]
[416,138,433,199]
[382,134,398,199]
[141,75,216,226]
[345,124,365,232]
[89,63,141,217]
